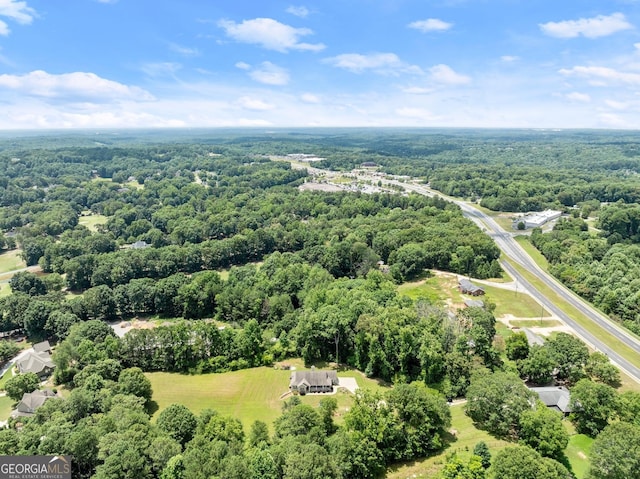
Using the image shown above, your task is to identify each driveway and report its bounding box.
[338,377,359,394]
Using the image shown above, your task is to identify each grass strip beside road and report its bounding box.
[508,260,640,384]
[514,235,549,271]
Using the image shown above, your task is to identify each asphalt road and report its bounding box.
[367,176,640,383]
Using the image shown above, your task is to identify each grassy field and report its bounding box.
[147,360,390,432]
[0,283,10,297]
[398,273,548,319]
[565,433,593,479]
[78,213,108,232]
[514,235,549,271]
[509,319,562,328]
[0,250,25,274]
[0,396,14,421]
[387,403,510,478]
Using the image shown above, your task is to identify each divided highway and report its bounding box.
[375,177,640,383]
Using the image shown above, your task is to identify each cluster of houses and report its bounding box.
[9,341,58,419]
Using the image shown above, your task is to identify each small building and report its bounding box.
[529,386,572,414]
[514,210,562,229]
[459,279,485,296]
[17,350,55,378]
[130,240,151,249]
[360,161,378,168]
[289,370,339,395]
[11,390,58,418]
[522,327,545,347]
[464,299,485,308]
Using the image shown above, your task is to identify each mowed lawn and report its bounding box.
[147,364,389,431]
[388,403,511,478]
[78,213,108,232]
[0,250,25,274]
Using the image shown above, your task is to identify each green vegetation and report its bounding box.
[78,213,108,232]
[515,235,549,271]
[482,284,548,318]
[510,319,562,328]
[147,364,389,430]
[388,404,510,478]
[0,250,25,274]
[565,434,593,479]
[0,395,14,421]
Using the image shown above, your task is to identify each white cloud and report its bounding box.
[169,43,199,57]
[236,96,275,110]
[559,65,640,86]
[565,91,591,102]
[395,107,437,119]
[235,61,251,70]
[429,64,471,85]
[540,13,632,39]
[249,61,290,85]
[401,86,434,94]
[0,70,154,101]
[635,42,640,51]
[501,55,519,62]
[286,5,310,18]
[218,17,325,52]
[323,52,422,75]
[604,99,628,110]
[408,18,453,33]
[141,62,182,78]
[300,93,320,103]
[0,0,35,35]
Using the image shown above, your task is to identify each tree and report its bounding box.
[248,420,270,447]
[473,441,491,469]
[570,378,618,436]
[489,446,572,479]
[585,352,620,388]
[9,271,47,296]
[505,332,529,361]
[465,371,534,439]
[589,422,640,479]
[0,340,20,363]
[518,403,569,459]
[4,372,40,401]
[117,367,153,404]
[546,332,589,383]
[157,404,197,446]
[518,345,555,385]
[441,453,486,479]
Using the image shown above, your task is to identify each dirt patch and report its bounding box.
[298,182,344,192]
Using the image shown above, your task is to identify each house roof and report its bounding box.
[32,340,51,353]
[289,370,339,389]
[522,327,545,347]
[17,351,55,375]
[464,299,485,308]
[530,386,572,413]
[459,279,484,293]
[13,389,57,417]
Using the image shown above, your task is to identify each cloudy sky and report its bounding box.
[1,0,640,129]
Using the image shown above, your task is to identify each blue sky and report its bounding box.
[1,0,640,129]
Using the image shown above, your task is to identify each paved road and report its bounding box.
[359,175,640,383]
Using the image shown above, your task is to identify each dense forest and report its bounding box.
[0,129,639,479]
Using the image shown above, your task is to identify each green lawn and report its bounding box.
[78,213,108,232]
[147,362,389,432]
[397,275,453,305]
[565,434,593,479]
[514,235,549,271]
[0,250,25,274]
[509,319,562,328]
[482,284,549,318]
[388,403,511,478]
[0,367,13,391]
[0,283,10,297]
[0,395,14,421]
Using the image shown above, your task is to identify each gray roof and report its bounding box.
[32,340,51,353]
[459,279,484,294]
[17,351,55,375]
[530,386,572,413]
[464,299,485,308]
[522,328,545,347]
[289,370,339,389]
[13,390,57,417]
